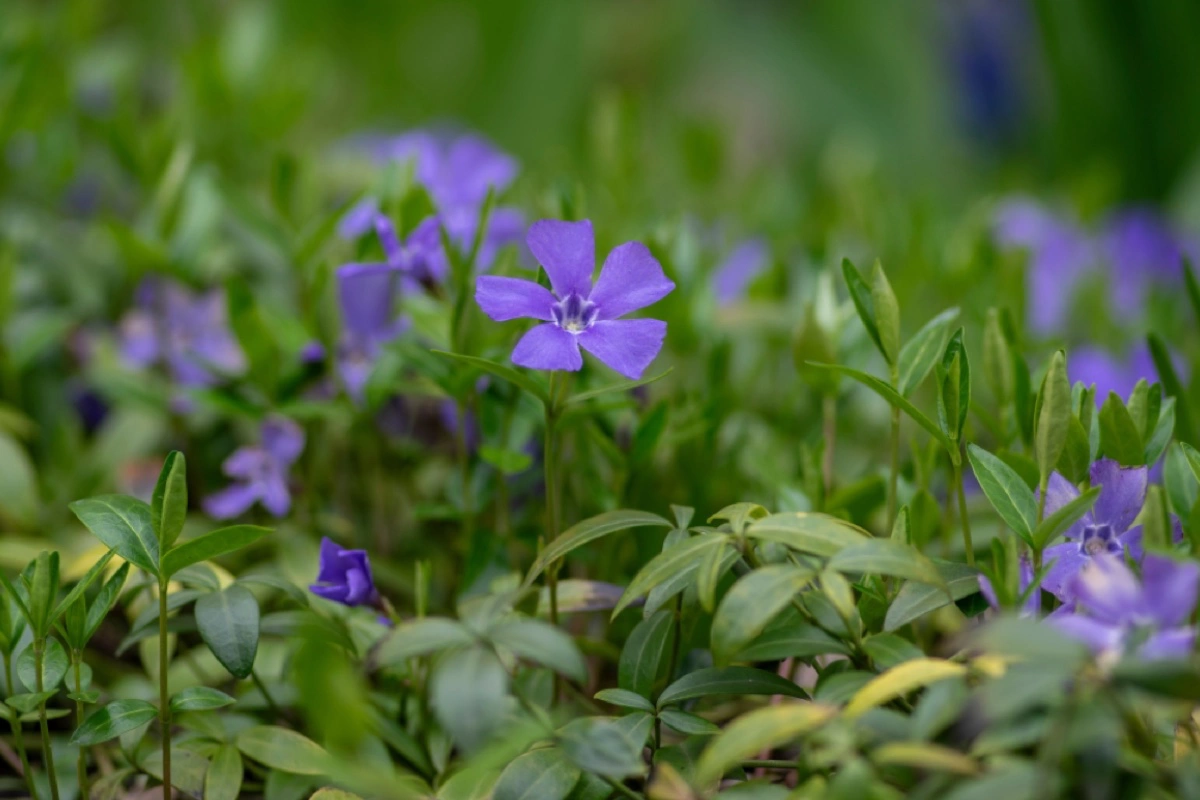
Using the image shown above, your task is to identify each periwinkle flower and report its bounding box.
[713,238,769,306]
[1050,554,1198,661]
[335,262,408,401]
[310,537,378,607]
[475,219,675,380]
[1040,459,1147,601]
[203,416,305,519]
[119,279,246,388]
[1069,344,1162,407]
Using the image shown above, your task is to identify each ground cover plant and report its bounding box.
[6,1,1200,798]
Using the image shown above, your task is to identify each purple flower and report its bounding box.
[203,417,305,519]
[334,262,408,401]
[1050,554,1198,661]
[310,537,378,607]
[1102,208,1191,311]
[119,279,245,388]
[475,219,675,380]
[713,238,769,306]
[978,555,1040,616]
[1040,459,1147,601]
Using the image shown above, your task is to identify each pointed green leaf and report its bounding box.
[1099,392,1145,467]
[565,368,673,406]
[50,551,115,628]
[842,258,884,359]
[489,618,586,682]
[1148,333,1195,446]
[898,308,959,397]
[195,585,260,679]
[657,667,806,708]
[745,512,868,557]
[594,688,654,712]
[966,444,1037,544]
[525,509,672,589]
[883,559,981,631]
[694,703,836,787]
[710,565,814,665]
[431,351,550,405]
[1036,351,1071,480]
[936,328,970,443]
[170,687,236,713]
[494,747,579,800]
[827,539,947,592]
[151,451,188,551]
[161,525,271,578]
[613,533,727,617]
[205,744,244,800]
[69,495,159,576]
[618,609,675,699]
[70,699,157,746]
[1033,486,1100,550]
[236,725,329,775]
[375,617,475,667]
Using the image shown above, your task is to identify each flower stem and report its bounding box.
[457,391,475,547]
[543,372,564,704]
[72,653,88,800]
[34,639,59,800]
[157,581,171,800]
[821,393,837,501]
[953,458,974,566]
[886,364,900,531]
[4,653,37,800]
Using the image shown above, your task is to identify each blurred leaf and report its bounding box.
[872,741,977,775]
[657,667,806,708]
[196,585,260,679]
[490,618,586,682]
[237,725,329,775]
[693,703,835,787]
[618,609,675,699]
[432,351,550,405]
[936,328,970,443]
[695,536,733,613]
[206,746,244,800]
[16,636,67,692]
[0,431,38,528]
[1145,397,1175,465]
[898,308,959,397]
[842,258,884,361]
[566,368,672,406]
[559,717,645,779]
[1148,333,1195,445]
[1112,657,1200,700]
[493,748,579,800]
[527,509,673,590]
[844,658,966,718]
[710,565,814,666]
[69,495,159,576]
[745,512,867,557]
[70,699,157,746]
[375,618,474,668]
[431,645,510,753]
[862,633,923,670]
[479,446,533,476]
[659,709,719,736]
[736,620,852,661]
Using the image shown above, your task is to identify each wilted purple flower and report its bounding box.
[1050,554,1198,661]
[1040,459,1147,601]
[475,219,675,380]
[713,238,769,306]
[310,537,378,607]
[335,263,408,401]
[119,279,245,388]
[978,555,1040,616]
[204,416,305,519]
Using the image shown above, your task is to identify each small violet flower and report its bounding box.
[310,537,378,607]
[334,262,409,401]
[1040,459,1147,602]
[1050,553,1199,661]
[203,416,305,519]
[475,219,675,380]
[713,238,769,306]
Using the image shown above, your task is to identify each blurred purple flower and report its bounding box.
[1103,208,1189,297]
[978,555,1040,616]
[119,279,245,388]
[204,416,305,519]
[944,0,1029,144]
[1050,554,1198,661]
[475,219,674,379]
[335,262,409,401]
[1040,459,1147,601]
[713,238,769,306]
[310,536,378,607]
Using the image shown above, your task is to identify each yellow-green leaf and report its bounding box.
[844,658,967,718]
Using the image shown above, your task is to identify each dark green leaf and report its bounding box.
[1035,351,1071,481]
[526,509,672,590]
[431,351,549,405]
[883,559,980,631]
[1148,333,1195,445]
[169,687,236,712]
[657,667,806,708]
[594,688,654,712]
[659,709,720,736]
[85,562,131,642]
[618,609,675,699]
[863,633,923,670]
[966,445,1036,544]
[1099,392,1145,467]
[710,565,814,666]
[70,699,157,745]
[160,525,271,578]
[841,258,884,360]
[936,328,970,443]
[195,585,260,679]
[735,620,852,661]
[69,495,159,576]
[151,451,188,551]
[897,308,959,397]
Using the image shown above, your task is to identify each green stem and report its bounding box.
[158,582,170,800]
[457,392,475,547]
[1033,474,1049,570]
[821,393,837,502]
[543,372,563,705]
[887,366,901,530]
[953,458,975,566]
[5,653,37,800]
[34,639,59,800]
[601,776,643,800]
[250,670,283,721]
[741,759,798,770]
[72,654,88,800]
[655,596,684,751]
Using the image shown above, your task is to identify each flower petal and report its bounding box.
[527,219,594,298]
[316,537,348,583]
[577,319,667,380]
[309,582,349,604]
[202,482,260,520]
[1040,542,1088,601]
[1048,613,1122,655]
[475,276,555,321]
[260,475,291,518]
[1090,459,1147,533]
[1041,472,1083,530]
[262,417,305,466]
[374,213,403,265]
[343,567,374,606]
[1068,554,1142,625]
[1140,554,1200,628]
[713,239,769,306]
[337,263,397,340]
[338,197,380,239]
[511,323,582,372]
[589,242,676,320]
[1139,628,1196,661]
[223,447,268,479]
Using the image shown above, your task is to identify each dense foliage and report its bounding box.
[5,2,1200,799]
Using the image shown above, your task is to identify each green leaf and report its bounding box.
[1148,333,1195,445]
[1145,397,1176,466]
[659,709,719,736]
[735,620,852,661]
[5,690,55,713]
[897,308,959,397]
[70,699,157,745]
[618,609,675,699]
[375,617,475,667]
[693,703,836,787]
[1099,392,1145,467]
[657,667,806,708]
[493,748,579,800]
[1055,415,1092,484]
[936,328,970,443]
[195,585,260,679]
[50,550,115,630]
[710,565,814,666]
[613,533,728,618]
[478,446,533,476]
[870,260,900,364]
[862,633,924,670]
[85,561,131,642]
[431,351,550,405]
[594,688,654,712]
[827,539,946,591]
[1035,350,1071,480]
[966,444,1037,544]
[558,717,645,779]
[1032,486,1100,550]
[67,690,100,704]
[489,619,586,682]
[430,645,510,753]
[842,258,884,360]
[69,495,159,576]
[161,525,271,578]
[805,363,956,455]
[1182,443,1200,486]
[236,725,329,775]
[745,512,867,557]
[16,636,68,691]
[844,658,967,718]
[883,559,981,631]
[695,537,733,613]
[27,550,58,634]
[525,509,672,589]
[151,451,188,551]
[205,744,244,800]
[169,687,236,712]
[0,431,38,527]
[872,742,978,775]
[565,368,673,406]
[1111,658,1200,700]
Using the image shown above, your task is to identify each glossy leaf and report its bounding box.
[966,444,1036,544]
[594,688,654,712]
[1099,392,1145,467]
[70,699,157,745]
[710,565,813,666]
[842,258,884,361]
[657,667,806,708]
[236,724,329,775]
[613,533,727,617]
[151,451,188,551]
[69,495,159,575]
[1035,350,1071,480]
[196,585,260,679]
[898,307,959,397]
[618,609,675,699]
[170,686,236,712]
[161,525,271,578]
[745,512,867,557]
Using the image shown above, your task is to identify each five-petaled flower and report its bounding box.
[1050,553,1198,661]
[475,219,675,380]
[310,537,378,607]
[1040,459,1147,601]
[203,416,305,519]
